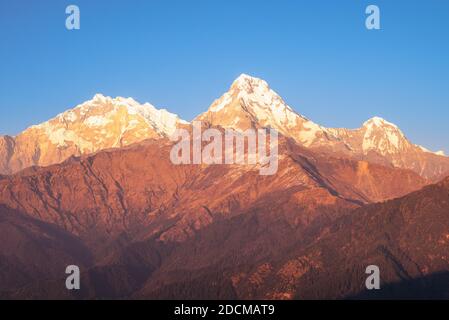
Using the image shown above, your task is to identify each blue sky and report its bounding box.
[0,0,448,153]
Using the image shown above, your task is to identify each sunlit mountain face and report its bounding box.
[0,74,448,299]
[2,75,448,180]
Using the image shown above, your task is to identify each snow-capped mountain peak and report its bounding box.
[1,75,448,180]
[230,73,271,93]
[360,117,447,158]
[71,94,188,136]
[360,117,408,154]
[6,94,188,173]
[212,74,298,118]
[363,116,399,129]
[198,74,338,147]
[328,116,449,179]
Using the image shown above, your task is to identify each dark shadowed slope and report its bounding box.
[0,205,92,298]
[137,177,449,299]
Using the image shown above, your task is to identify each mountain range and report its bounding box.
[0,74,448,299]
[1,74,448,181]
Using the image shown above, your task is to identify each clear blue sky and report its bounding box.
[1,0,448,153]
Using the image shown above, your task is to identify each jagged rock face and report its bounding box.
[0,94,188,174]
